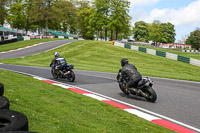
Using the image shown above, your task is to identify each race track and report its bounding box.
[0,40,78,59]
[0,40,200,132]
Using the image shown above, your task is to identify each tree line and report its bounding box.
[0,0,131,40]
[0,0,199,48]
[133,20,200,49]
[185,28,200,49]
[133,20,176,45]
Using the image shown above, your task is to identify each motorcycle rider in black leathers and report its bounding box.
[118,58,142,89]
[50,52,67,74]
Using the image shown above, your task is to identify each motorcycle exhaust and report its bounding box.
[130,88,148,97]
[138,89,148,98]
[129,88,140,95]
[64,71,70,77]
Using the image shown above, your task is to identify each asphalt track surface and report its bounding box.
[0,40,78,59]
[0,40,200,132]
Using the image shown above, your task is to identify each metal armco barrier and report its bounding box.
[113,42,200,67]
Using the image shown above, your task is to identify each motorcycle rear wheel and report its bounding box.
[68,71,75,82]
[143,87,157,102]
[119,83,129,95]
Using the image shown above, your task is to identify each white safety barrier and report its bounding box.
[147,49,156,55]
[23,36,30,40]
[114,42,124,47]
[58,36,64,39]
[190,58,200,67]
[166,53,178,60]
[131,45,139,51]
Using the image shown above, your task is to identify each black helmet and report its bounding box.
[121,58,128,67]
[55,52,60,58]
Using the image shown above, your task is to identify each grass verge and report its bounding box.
[0,69,175,133]
[0,38,68,52]
[0,40,200,82]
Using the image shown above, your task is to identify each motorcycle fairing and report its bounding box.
[137,78,148,88]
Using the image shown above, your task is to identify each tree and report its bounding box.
[0,0,9,26]
[90,8,105,40]
[51,0,77,33]
[92,0,131,41]
[6,0,26,34]
[185,28,200,49]
[93,0,112,41]
[30,0,57,35]
[76,1,94,39]
[133,21,149,42]
[149,20,162,45]
[43,0,56,35]
[2,0,132,40]
[24,0,34,35]
[109,0,131,40]
[66,2,77,34]
[29,0,46,34]
[160,22,176,43]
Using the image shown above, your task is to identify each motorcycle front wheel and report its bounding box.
[51,69,58,79]
[143,86,157,102]
[68,71,75,82]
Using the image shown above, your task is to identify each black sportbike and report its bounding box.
[117,70,157,102]
[50,61,75,82]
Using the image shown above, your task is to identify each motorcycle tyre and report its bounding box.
[68,71,75,82]
[0,109,28,132]
[0,83,4,96]
[2,131,37,133]
[142,86,157,102]
[51,69,58,79]
[0,96,9,109]
[119,83,129,95]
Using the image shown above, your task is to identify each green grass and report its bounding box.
[134,45,200,60]
[0,38,68,52]
[0,69,175,133]
[1,40,200,82]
